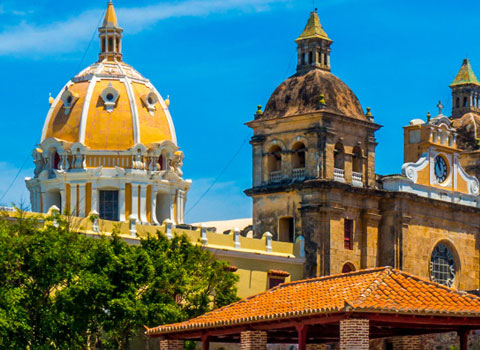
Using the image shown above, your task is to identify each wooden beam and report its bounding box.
[459,330,470,350]
[201,334,210,350]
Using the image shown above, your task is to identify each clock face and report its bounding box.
[434,156,448,183]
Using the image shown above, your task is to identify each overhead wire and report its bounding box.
[186,137,249,216]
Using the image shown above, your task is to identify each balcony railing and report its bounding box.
[334,168,345,182]
[352,171,363,187]
[292,168,306,180]
[269,170,283,183]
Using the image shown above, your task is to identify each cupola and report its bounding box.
[295,10,332,73]
[450,59,480,118]
[98,0,123,61]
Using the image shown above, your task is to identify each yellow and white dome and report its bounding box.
[42,59,176,150]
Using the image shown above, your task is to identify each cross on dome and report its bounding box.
[98,0,123,61]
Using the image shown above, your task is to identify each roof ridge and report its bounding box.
[350,267,393,307]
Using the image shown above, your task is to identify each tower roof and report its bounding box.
[451,59,480,87]
[296,10,331,42]
[103,0,118,27]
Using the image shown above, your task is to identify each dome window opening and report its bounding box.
[52,151,61,170]
[100,83,119,113]
[61,89,79,115]
[141,91,159,116]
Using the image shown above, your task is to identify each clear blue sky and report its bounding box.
[0,0,478,222]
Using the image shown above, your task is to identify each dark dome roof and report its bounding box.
[262,69,367,121]
[452,112,480,151]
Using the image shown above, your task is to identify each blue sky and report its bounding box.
[0,0,479,222]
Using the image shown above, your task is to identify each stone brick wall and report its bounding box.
[340,319,369,350]
[306,344,327,350]
[160,340,184,350]
[241,331,267,350]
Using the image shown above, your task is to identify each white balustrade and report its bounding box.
[352,171,363,187]
[292,168,306,180]
[334,168,345,182]
[269,170,282,183]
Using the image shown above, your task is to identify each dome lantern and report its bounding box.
[98,0,123,61]
[295,10,332,74]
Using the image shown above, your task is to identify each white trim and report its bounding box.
[79,76,99,143]
[123,77,141,144]
[402,152,429,183]
[209,248,305,264]
[41,81,73,142]
[149,83,177,146]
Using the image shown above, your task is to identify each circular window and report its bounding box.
[147,96,154,105]
[106,93,114,101]
[66,95,73,104]
[430,243,456,287]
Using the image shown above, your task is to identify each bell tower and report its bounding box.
[295,10,332,73]
[98,0,123,61]
[450,59,480,118]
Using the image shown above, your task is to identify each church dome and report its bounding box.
[41,0,175,151]
[42,60,175,150]
[452,112,480,151]
[262,69,367,120]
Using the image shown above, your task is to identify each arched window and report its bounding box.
[267,145,282,172]
[52,151,60,170]
[158,155,164,170]
[308,51,313,64]
[430,243,456,287]
[108,37,113,52]
[334,143,345,170]
[463,97,468,107]
[292,142,306,169]
[352,146,362,173]
[456,97,460,108]
[342,263,355,274]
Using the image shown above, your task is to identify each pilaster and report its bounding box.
[240,331,267,350]
[340,319,369,350]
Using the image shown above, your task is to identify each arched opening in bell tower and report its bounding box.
[292,142,306,169]
[43,190,61,213]
[334,143,345,170]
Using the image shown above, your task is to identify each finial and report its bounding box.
[49,92,54,105]
[365,107,374,121]
[256,105,263,115]
[427,112,431,122]
[316,94,326,109]
[165,94,170,107]
[437,100,444,115]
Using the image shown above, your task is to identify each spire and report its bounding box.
[295,10,333,73]
[451,59,480,87]
[296,10,331,42]
[98,0,123,61]
[103,0,118,27]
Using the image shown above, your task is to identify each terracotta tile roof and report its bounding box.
[296,11,331,42]
[268,269,290,277]
[147,267,480,335]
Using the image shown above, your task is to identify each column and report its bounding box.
[60,189,66,214]
[339,319,369,350]
[202,335,210,350]
[176,190,185,224]
[139,184,148,224]
[159,340,184,350]
[240,331,267,350]
[78,184,86,217]
[91,186,98,214]
[297,325,308,350]
[118,187,125,221]
[151,187,159,225]
[70,184,78,216]
[131,184,139,220]
[169,192,176,224]
[459,330,470,350]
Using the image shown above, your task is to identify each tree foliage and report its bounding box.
[0,210,239,349]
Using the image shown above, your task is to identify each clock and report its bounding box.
[434,155,448,183]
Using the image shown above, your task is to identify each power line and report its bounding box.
[0,153,31,205]
[75,8,106,74]
[186,137,249,216]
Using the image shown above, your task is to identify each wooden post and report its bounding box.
[296,325,308,350]
[202,335,210,350]
[459,330,469,350]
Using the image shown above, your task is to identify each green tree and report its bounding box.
[0,211,239,350]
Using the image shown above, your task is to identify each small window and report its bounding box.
[108,37,113,52]
[352,146,362,173]
[292,142,306,169]
[99,190,119,221]
[269,277,284,289]
[308,51,313,64]
[456,97,460,108]
[278,217,294,242]
[342,263,355,273]
[464,97,468,107]
[344,219,353,250]
[158,155,164,170]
